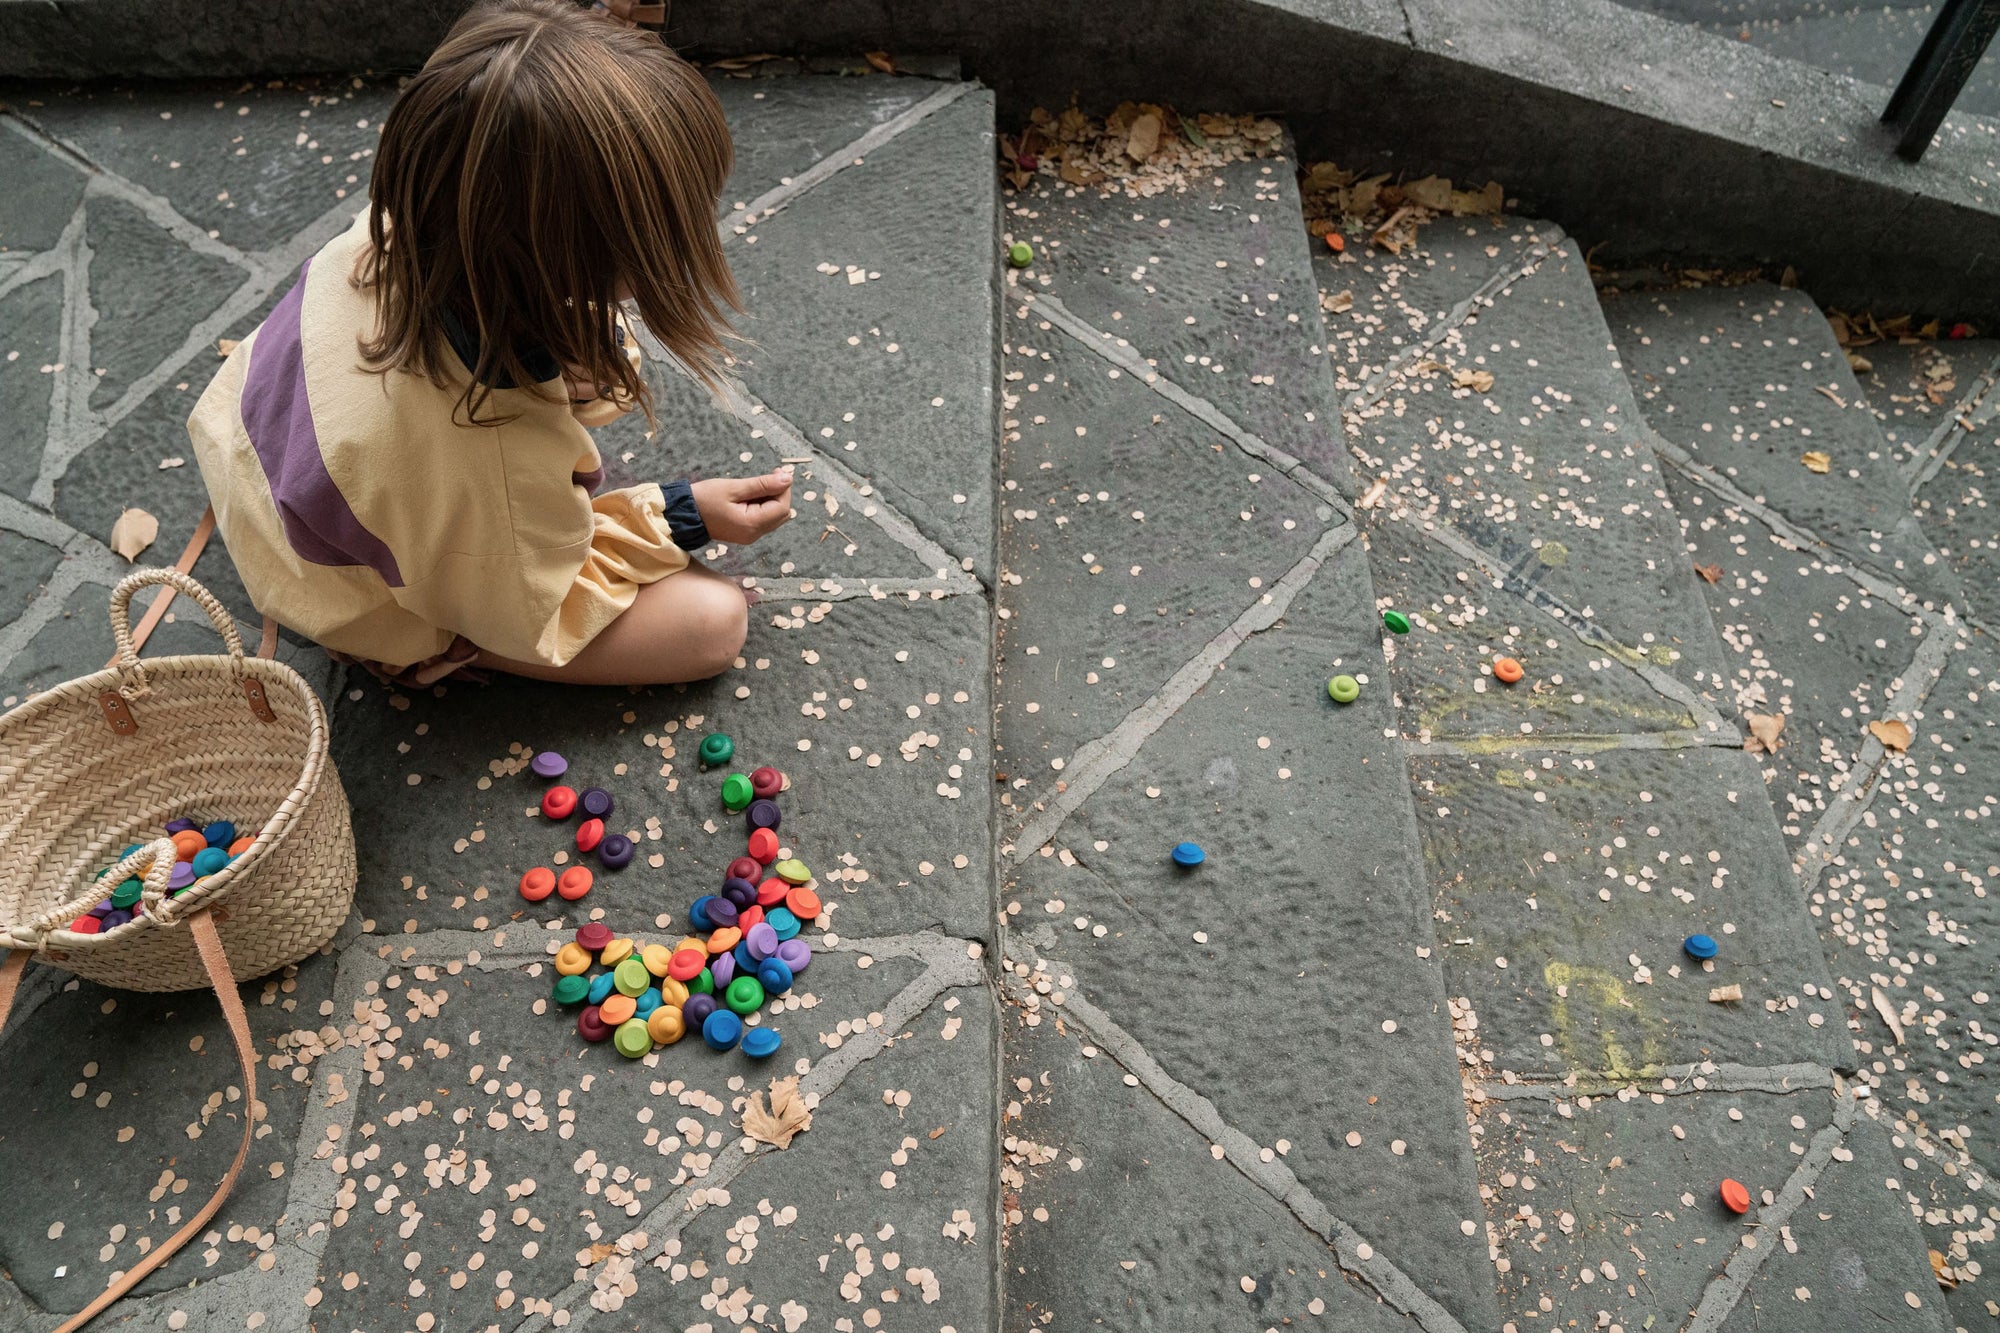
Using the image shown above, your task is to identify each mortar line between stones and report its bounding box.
[749,575,983,604]
[1341,228,1569,416]
[1391,509,1734,735]
[31,193,362,508]
[1011,965,1470,1333]
[45,203,96,510]
[1471,1060,1835,1103]
[512,937,987,1333]
[714,82,975,244]
[1005,522,1356,860]
[1682,1092,1864,1333]
[0,245,63,305]
[1791,618,1960,898]
[1905,347,2000,496]
[1646,427,1951,626]
[0,112,257,273]
[1024,291,1352,517]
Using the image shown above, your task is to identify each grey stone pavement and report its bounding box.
[1615,0,2000,119]
[3,56,2000,1333]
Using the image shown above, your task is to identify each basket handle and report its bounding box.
[4,839,179,949]
[101,568,276,730]
[0,910,257,1333]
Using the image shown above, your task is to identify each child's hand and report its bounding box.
[691,470,793,545]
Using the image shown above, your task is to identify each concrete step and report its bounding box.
[1316,214,1947,1330]
[0,69,1003,1333]
[1605,283,2000,1330]
[991,147,1499,1329]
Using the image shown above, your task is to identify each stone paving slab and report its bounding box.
[1000,999,1415,1332]
[995,160,1499,1329]
[331,590,991,944]
[0,950,336,1319]
[1337,235,1734,714]
[0,69,1004,1333]
[1476,1084,1945,1333]
[1913,428,2000,631]
[719,86,998,582]
[1412,744,1844,1080]
[1609,283,1960,609]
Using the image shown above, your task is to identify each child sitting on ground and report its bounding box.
[189,0,788,687]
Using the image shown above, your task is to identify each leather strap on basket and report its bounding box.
[0,910,256,1333]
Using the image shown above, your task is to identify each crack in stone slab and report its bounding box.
[1006,961,1471,1333]
[714,81,976,244]
[1682,1090,1867,1333]
[1790,617,1960,898]
[1472,1060,1835,1104]
[509,932,988,1333]
[1905,347,2000,496]
[1341,228,1569,417]
[1024,291,1351,517]
[1386,507,1734,736]
[1005,522,1356,861]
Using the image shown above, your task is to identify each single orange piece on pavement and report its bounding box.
[1493,656,1524,684]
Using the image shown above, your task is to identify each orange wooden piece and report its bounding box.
[705,926,742,956]
[556,866,593,900]
[1719,1178,1751,1214]
[519,867,555,902]
[170,830,206,861]
[786,885,822,919]
[1492,656,1524,684]
[597,993,637,1026]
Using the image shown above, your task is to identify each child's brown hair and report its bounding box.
[357,0,738,425]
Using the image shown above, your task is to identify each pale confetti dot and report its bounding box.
[117,1126,135,1143]
[1795,1287,1811,1301]
[1355,1242,1373,1260]
[169,1311,192,1328]
[1905,1293,1922,1309]
[1494,957,1508,969]
[1391,1139,1407,1156]
[1460,1219,1478,1236]
[1210,1144,1226,1160]
[1256,736,1270,749]
[880,1171,896,1189]
[1239,1276,1256,1293]
[1192,931,1208,943]
[1380,1019,1397,1034]
[797,739,812,752]
[1122,1074,1139,1087]
[46,1222,62,1240]
[406,773,421,785]
[1308,1297,1325,1315]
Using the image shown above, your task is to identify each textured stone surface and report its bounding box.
[1611,283,1958,607]
[1478,1087,1945,1333]
[995,162,1500,1328]
[0,72,1003,1333]
[1002,1002,1413,1332]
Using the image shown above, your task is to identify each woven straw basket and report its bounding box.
[0,568,355,990]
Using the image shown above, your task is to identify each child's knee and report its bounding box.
[690,580,748,675]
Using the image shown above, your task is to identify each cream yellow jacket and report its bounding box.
[188,213,690,670]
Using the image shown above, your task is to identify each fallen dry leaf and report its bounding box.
[1452,367,1495,393]
[863,50,896,74]
[1708,983,1743,1003]
[1743,712,1785,754]
[109,507,159,562]
[1694,561,1723,584]
[1933,1249,1958,1289]
[1872,985,1906,1047]
[1371,205,1421,255]
[743,1075,812,1149]
[1801,451,1831,474]
[1867,718,1912,752]
[1812,384,1847,408]
[1358,476,1389,510]
[1320,289,1353,314]
[929,1125,949,1140]
[1124,112,1161,163]
[580,1241,619,1265]
[216,338,239,357]
[1845,351,1873,375]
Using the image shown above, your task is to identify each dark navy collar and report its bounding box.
[439,305,562,389]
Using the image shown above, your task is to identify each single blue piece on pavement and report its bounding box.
[1171,841,1205,867]
[742,1027,781,1059]
[1683,933,1719,960]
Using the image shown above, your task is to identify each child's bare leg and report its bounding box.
[476,566,749,686]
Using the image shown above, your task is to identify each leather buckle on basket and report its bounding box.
[97,690,137,735]
[242,677,277,723]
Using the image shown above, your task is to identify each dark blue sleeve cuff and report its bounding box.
[661,478,709,552]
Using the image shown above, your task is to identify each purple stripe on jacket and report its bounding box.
[239,259,405,586]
